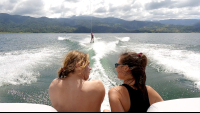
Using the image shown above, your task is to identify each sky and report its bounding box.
[0,0,200,21]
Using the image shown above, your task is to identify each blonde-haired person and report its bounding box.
[104,52,163,112]
[49,50,105,112]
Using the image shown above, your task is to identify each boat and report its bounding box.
[1,97,200,112]
[147,97,200,112]
[0,103,57,112]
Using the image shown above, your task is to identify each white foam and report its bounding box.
[196,81,200,89]
[120,46,127,48]
[0,47,65,86]
[95,37,102,40]
[8,90,50,104]
[131,43,200,89]
[116,37,130,42]
[58,36,70,41]
[78,36,102,47]
[89,41,119,111]
[92,41,119,59]
[78,37,91,46]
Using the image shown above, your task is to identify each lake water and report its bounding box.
[0,33,200,111]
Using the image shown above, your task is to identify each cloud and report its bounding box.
[108,4,132,13]
[50,4,70,14]
[177,0,200,8]
[145,0,175,10]
[145,0,200,10]
[0,0,18,11]
[11,0,45,16]
[0,4,3,10]
[64,0,79,3]
[0,0,200,21]
[95,7,107,13]
[94,0,137,19]
[8,0,18,3]
[0,0,45,17]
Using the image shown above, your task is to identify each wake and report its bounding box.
[129,43,200,89]
[87,40,119,111]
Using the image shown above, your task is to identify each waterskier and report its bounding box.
[90,32,94,43]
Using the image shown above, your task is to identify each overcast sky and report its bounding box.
[0,0,200,21]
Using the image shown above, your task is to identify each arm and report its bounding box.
[108,88,125,112]
[146,86,163,105]
[91,80,105,111]
[96,80,105,105]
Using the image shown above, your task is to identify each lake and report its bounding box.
[0,33,200,111]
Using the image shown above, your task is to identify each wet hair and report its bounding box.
[120,52,148,98]
[58,50,89,79]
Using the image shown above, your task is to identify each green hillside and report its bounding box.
[0,13,200,33]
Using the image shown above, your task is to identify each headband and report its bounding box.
[61,67,65,71]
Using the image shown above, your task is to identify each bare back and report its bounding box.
[49,78,105,112]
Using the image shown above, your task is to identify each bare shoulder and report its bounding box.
[146,85,163,104]
[109,86,121,92]
[146,85,153,91]
[91,79,103,84]
[85,79,105,93]
[108,86,123,103]
[146,85,160,95]
[109,86,122,96]
[89,79,104,88]
[85,80,105,101]
[50,78,59,85]
[146,85,157,95]
[49,79,59,90]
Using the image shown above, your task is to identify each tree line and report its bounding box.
[0,13,200,33]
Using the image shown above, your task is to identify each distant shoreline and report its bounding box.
[0,32,200,33]
[1,13,200,34]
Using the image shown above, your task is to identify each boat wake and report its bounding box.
[129,43,200,89]
[0,46,67,87]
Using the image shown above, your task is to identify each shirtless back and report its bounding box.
[49,51,105,112]
[49,78,105,112]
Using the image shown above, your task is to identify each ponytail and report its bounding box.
[120,52,148,99]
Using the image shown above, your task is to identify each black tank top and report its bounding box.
[122,84,150,112]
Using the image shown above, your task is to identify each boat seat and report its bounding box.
[147,97,200,112]
[0,103,57,112]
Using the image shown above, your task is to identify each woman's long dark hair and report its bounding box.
[120,52,148,99]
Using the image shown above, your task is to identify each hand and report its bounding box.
[103,109,111,112]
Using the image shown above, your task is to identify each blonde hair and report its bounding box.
[58,50,89,78]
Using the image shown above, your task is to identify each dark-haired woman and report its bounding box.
[49,50,105,112]
[104,52,163,112]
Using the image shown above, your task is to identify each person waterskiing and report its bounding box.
[90,32,94,43]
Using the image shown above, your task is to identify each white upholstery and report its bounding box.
[0,103,57,112]
[147,98,200,112]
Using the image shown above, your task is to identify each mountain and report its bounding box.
[0,13,200,33]
[194,22,200,27]
[152,19,200,26]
